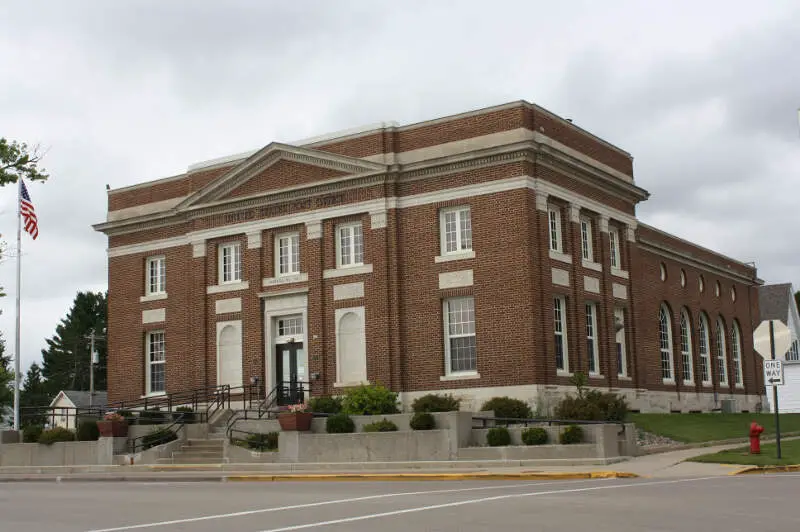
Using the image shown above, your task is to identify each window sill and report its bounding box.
[581,260,602,272]
[611,268,629,280]
[549,250,572,264]
[662,379,676,385]
[683,380,695,386]
[702,382,713,387]
[207,281,250,294]
[140,293,168,303]
[333,380,371,388]
[440,373,480,382]
[588,373,604,379]
[323,264,373,279]
[435,250,475,263]
[556,370,573,377]
[140,392,166,399]
[735,384,744,389]
[617,375,632,381]
[263,273,308,287]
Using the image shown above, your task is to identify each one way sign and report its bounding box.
[764,360,785,386]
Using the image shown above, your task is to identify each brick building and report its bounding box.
[93,100,767,413]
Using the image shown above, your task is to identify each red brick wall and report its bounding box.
[227,161,347,198]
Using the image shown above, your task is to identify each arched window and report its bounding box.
[659,305,674,381]
[680,309,693,384]
[716,317,728,386]
[731,321,743,386]
[698,313,712,385]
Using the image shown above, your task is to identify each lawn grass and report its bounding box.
[629,413,800,443]
[689,439,800,466]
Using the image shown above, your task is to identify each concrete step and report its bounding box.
[183,440,223,448]
[171,456,224,464]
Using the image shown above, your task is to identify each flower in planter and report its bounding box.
[103,411,125,422]
[287,403,309,413]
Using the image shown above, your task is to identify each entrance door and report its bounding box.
[275,342,305,405]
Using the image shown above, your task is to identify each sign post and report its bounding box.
[769,321,781,459]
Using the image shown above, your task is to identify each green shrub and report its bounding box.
[554,390,628,422]
[559,425,584,445]
[308,396,343,414]
[38,427,76,445]
[246,432,279,452]
[22,425,43,443]
[326,413,356,434]
[411,394,460,413]
[341,384,399,416]
[410,412,436,430]
[174,406,196,423]
[76,419,100,441]
[521,427,548,445]
[142,428,177,450]
[363,418,398,432]
[480,397,532,419]
[486,427,511,447]
[138,409,167,425]
[116,410,134,422]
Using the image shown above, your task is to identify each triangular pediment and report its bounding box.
[177,143,386,209]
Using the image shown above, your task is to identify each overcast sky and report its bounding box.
[1,0,799,374]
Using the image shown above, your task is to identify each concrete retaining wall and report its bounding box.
[224,440,280,463]
[458,444,596,461]
[0,438,116,466]
[279,430,452,462]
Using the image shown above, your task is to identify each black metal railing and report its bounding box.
[19,406,106,430]
[128,411,193,453]
[224,381,310,439]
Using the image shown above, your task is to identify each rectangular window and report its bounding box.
[219,243,242,283]
[788,340,800,362]
[699,318,712,384]
[585,302,599,375]
[680,312,693,384]
[277,233,300,276]
[615,308,627,377]
[716,323,728,385]
[554,296,569,372]
[440,207,472,255]
[444,297,477,374]
[146,331,165,394]
[609,228,621,269]
[580,218,593,261]
[146,256,166,295]
[277,316,303,337]
[337,223,364,267]
[548,206,562,252]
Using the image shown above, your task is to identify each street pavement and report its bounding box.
[1,474,798,531]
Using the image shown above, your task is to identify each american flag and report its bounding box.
[20,179,38,240]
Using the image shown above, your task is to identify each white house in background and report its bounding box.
[758,283,800,413]
[49,390,108,429]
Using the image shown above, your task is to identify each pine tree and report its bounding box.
[41,291,107,396]
[19,363,49,427]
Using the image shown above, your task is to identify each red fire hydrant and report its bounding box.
[749,421,764,454]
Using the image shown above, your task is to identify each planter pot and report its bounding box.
[278,412,313,431]
[97,420,129,438]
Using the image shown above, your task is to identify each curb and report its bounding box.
[731,464,800,475]
[224,471,639,482]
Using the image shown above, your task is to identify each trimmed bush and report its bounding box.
[559,425,584,445]
[326,413,356,434]
[554,390,628,422]
[308,396,343,414]
[76,419,100,441]
[410,412,436,431]
[138,409,168,425]
[341,384,399,416]
[22,425,43,443]
[363,418,398,432]
[486,427,511,447]
[38,427,76,445]
[142,428,177,450]
[247,432,279,452]
[116,410,134,422]
[411,394,460,413]
[480,397,532,419]
[174,406,196,423]
[521,427,548,446]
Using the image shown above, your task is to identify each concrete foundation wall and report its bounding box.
[458,444,596,461]
[279,430,452,462]
[0,438,115,467]
[224,440,280,463]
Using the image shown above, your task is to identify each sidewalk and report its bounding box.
[0,438,793,482]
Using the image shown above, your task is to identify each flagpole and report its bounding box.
[13,179,22,431]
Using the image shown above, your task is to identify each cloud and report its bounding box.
[0,0,799,378]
